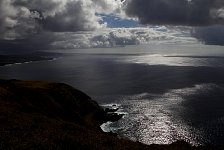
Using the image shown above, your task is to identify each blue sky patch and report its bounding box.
[98,14,139,28]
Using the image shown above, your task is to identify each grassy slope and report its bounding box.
[0,80,223,150]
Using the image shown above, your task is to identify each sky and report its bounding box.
[0,0,224,52]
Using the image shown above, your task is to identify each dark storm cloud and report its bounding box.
[42,1,97,32]
[0,0,120,51]
[0,0,127,41]
[192,25,224,45]
[1,0,224,52]
[124,0,224,26]
[0,33,57,53]
[0,0,108,40]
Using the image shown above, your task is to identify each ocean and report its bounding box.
[1,43,224,146]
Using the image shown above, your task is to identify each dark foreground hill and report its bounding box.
[0,80,223,150]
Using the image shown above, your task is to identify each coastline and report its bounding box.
[0,79,223,149]
[0,52,61,66]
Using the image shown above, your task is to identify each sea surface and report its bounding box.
[1,43,224,146]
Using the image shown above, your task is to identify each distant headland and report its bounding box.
[0,52,61,66]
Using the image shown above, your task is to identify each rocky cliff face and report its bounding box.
[0,80,150,149]
[0,80,106,127]
[0,80,221,150]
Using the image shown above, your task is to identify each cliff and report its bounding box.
[0,80,222,149]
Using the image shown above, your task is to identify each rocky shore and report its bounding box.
[0,79,223,149]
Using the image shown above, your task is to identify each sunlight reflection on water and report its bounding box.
[120,54,224,67]
[1,44,224,145]
[102,84,220,146]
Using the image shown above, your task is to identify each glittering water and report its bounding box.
[101,84,224,145]
[1,44,224,145]
[122,54,224,67]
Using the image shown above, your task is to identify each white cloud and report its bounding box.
[1,0,205,51]
[0,0,124,40]
[50,27,198,49]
